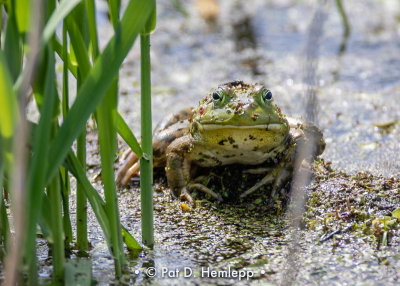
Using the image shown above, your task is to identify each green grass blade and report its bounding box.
[0,4,2,47]
[85,0,99,59]
[121,225,142,252]
[24,47,58,280]
[142,6,156,35]
[42,0,82,44]
[0,195,10,258]
[0,51,18,172]
[335,0,350,36]
[117,112,143,159]
[0,135,10,257]
[0,135,3,195]
[64,151,111,243]
[45,0,155,184]
[52,37,78,77]
[64,151,141,250]
[66,9,91,251]
[62,25,69,117]
[140,34,154,247]
[61,23,73,246]
[39,194,54,243]
[60,166,73,245]
[107,0,120,28]
[0,132,3,184]
[47,172,65,283]
[15,0,31,34]
[67,19,91,77]
[97,79,124,276]
[4,15,22,82]
[76,130,88,251]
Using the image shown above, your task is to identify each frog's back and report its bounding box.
[152,108,193,167]
[154,108,193,133]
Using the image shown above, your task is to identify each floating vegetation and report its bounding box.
[305,159,400,248]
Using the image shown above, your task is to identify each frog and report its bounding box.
[116,81,325,203]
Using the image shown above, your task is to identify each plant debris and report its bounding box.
[305,159,400,248]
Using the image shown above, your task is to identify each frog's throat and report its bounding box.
[199,123,285,130]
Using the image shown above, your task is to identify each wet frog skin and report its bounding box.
[117,81,325,202]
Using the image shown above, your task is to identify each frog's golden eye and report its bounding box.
[261,89,273,102]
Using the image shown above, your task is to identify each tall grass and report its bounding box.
[140,8,157,248]
[0,0,155,283]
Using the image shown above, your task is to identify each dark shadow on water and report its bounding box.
[232,12,264,76]
[233,16,257,52]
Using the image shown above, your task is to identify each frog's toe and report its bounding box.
[121,148,133,160]
[171,187,196,206]
[116,151,140,186]
[243,167,273,175]
[188,183,223,202]
[240,172,275,198]
[121,162,140,186]
[270,169,291,197]
[240,167,291,199]
[180,188,195,206]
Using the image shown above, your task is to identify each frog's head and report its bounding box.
[191,81,289,151]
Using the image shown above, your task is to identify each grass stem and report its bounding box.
[76,131,89,251]
[140,33,154,247]
[47,171,65,283]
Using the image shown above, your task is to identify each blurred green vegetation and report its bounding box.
[0,0,155,283]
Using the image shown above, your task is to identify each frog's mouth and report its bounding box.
[199,123,286,131]
[192,121,289,151]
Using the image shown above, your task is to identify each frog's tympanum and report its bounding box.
[117,81,325,203]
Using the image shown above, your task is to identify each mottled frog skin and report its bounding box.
[117,81,325,202]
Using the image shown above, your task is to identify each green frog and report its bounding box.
[117,81,325,203]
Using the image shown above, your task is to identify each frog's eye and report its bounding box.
[212,90,226,103]
[212,91,222,101]
[212,89,230,107]
[261,89,273,102]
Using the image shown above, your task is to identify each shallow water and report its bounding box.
[36,0,400,284]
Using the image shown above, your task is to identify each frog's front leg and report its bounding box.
[165,136,194,203]
[166,136,223,203]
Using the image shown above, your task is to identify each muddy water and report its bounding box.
[38,0,400,284]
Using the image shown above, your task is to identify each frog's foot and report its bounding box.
[243,167,273,175]
[240,167,291,199]
[188,183,223,202]
[116,150,140,186]
[179,188,195,205]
